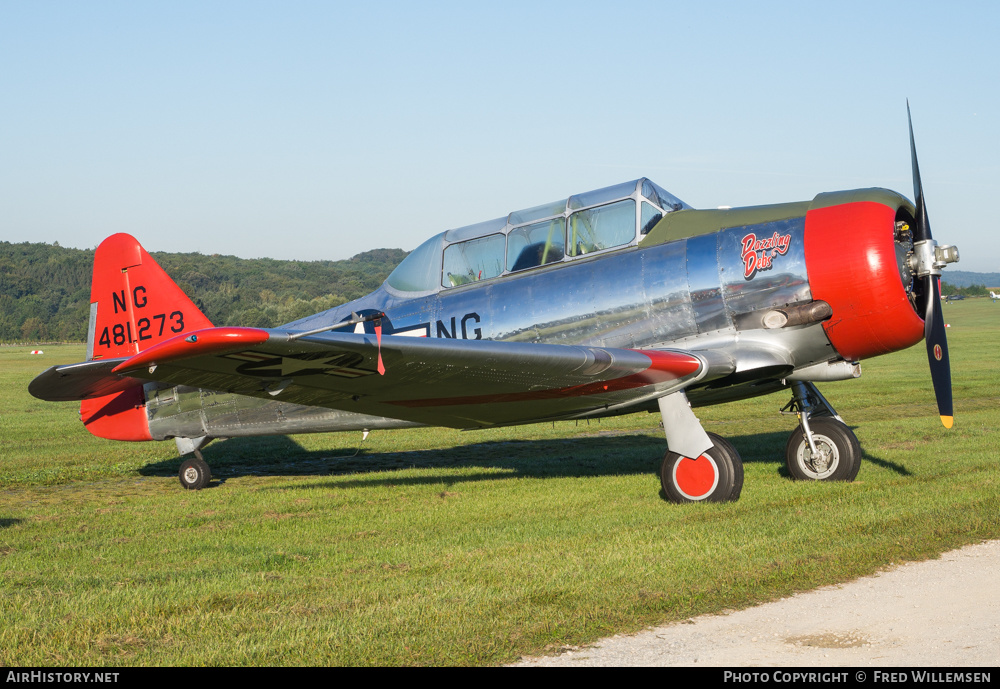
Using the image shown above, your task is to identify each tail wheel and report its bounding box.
[785,417,861,482]
[661,432,744,503]
[179,456,212,490]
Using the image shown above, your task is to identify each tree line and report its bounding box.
[0,241,406,343]
[940,282,992,298]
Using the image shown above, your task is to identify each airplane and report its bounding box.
[991,291,999,302]
[29,107,960,502]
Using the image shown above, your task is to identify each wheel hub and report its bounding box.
[802,437,838,477]
[672,454,720,501]
[183,466,200,484]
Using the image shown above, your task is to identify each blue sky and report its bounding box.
[2,1,998,271]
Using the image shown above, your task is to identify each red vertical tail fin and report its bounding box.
[82,233,213,441]
[86,233,213,361]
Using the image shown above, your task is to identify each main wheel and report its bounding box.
[661,432,744,503]
[179,456,212,490]
[785,417,861,481]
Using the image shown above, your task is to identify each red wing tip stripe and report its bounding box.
[112,327,271,373]
[631,349,703,377]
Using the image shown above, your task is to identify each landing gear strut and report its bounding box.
[781,382,861,481]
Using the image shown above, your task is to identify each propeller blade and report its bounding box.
[923,275,953,428]
[908,102,953,428]
[907,100,933,245]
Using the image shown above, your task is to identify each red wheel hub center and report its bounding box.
[674,455,718,499]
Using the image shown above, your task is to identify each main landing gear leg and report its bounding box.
[176,436,213,490]
[781,382,861,482]
[657,392,744,503]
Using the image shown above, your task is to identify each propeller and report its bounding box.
[906,102,956,428]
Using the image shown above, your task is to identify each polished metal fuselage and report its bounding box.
[146,214,830,441]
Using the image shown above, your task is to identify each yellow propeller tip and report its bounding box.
[941,416,954,429]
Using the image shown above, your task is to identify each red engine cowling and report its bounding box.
[804,193,924,361]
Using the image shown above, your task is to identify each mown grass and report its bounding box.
[1,298,998,665]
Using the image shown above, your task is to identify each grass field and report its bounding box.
[2,298,998,666]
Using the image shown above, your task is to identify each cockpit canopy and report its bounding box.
[386,178,690,293]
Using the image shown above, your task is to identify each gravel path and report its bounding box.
[515,540,999,667]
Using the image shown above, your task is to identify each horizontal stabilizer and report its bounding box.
[29,358,148,401]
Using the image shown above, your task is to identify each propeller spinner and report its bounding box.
[905,102,960,428]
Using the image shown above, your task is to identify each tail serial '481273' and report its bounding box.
[30,108,960,501]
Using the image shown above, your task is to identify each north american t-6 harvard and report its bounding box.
[31,108,960,501]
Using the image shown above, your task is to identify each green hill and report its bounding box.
[0,241,406,343]
[940,270,1000,289]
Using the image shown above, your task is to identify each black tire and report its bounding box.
[661,432,744,503]
[785,417,861,481]
[179,456,212,490]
